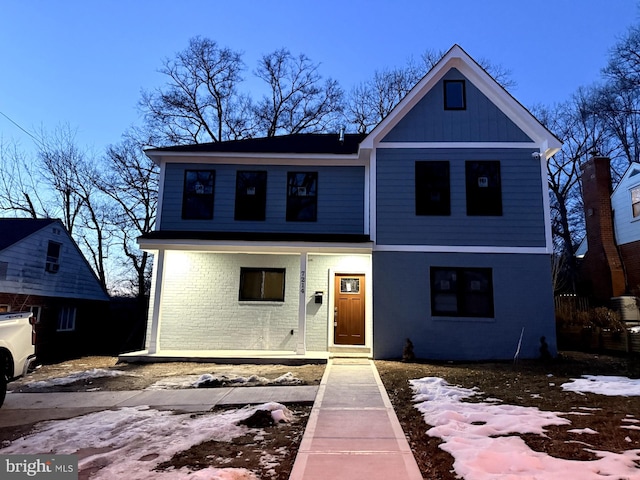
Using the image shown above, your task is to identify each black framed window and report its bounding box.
[239,267,285,301]
[444,80,466,110]
[182,170,215,220]
[431,267,494,317]
[416,161,450,215]
[466,161,502,216]
[287,172,318,221]
[235,171,267,221]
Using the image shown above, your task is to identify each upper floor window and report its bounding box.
[239,267,285,302]
[182,170,215,220]
[466,161,502,216]
[287,172,318,221]
[45,241,62,273]
[235,171,267,221]
[431,267,494,318]
[631,186,640,218]
[415,161,450,216]
[444,80,466,110]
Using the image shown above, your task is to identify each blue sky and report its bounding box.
[1,1,638,153]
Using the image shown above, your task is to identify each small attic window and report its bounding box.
[444,80,466,110]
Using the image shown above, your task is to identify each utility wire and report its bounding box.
[0,109,43,146]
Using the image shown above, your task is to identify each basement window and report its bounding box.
[239,268,285,302]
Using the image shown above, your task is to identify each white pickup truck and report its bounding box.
[0,312,37,406]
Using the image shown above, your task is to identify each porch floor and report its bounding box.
[118,349,331,365]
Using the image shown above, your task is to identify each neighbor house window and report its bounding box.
[57,307,76,331]
[431,267,494,318]
[444,80,466,110]
[632,186,640,218]
[239,268,285,301]
[0,305,9,313]
[0,261,7,280]
[416,161,450,215]
[182,170,215,220]
[235,171,267,221]
[45,241,62,273]
[287,172,318,221]
[466,161,502,216]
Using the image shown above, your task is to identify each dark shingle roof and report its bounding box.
[0,218,59,251]
[146,133,366,155]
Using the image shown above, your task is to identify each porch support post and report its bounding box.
[297,252,308,354]
[148,249,166,354]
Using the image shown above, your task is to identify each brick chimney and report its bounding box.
[580,155,626,302]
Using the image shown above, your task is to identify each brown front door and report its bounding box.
[334,274,365,345]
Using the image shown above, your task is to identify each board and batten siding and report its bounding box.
[372,251,556,360]
[381,69,533,143]
[0,225,108,301]
[160,163,365,234]
[375,148,546,247]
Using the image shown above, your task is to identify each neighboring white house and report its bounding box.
[0,218,110,361]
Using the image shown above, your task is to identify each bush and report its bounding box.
[557,306,625,332]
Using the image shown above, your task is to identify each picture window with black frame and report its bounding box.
[182,170,215,220]
[431,267,494,318]
[466,161,502,216]
[415,161,450,215]
[444,80,466,110]
[235,171,267,221]
[287,172,318,221]
[239,268,285,302]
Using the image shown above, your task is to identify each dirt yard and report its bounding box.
[3,352,640,479]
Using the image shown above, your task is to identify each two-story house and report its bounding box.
[135,45,561,361]
[0,218,111,361]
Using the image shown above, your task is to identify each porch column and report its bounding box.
[297,252,308,354]
[148,249,165,354]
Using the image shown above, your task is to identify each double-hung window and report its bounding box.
[431,267,494,318]
[45,241,62,273]
[287,172,318,221]
[182,170,215,220]
[466,161,502,216]
[415,161,450,215]
[57,307,76,331]
[632,186,640,218]
[235,171,267,221]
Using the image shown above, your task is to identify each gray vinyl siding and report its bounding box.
[372,251,556,360]
[376,148,546,247]
[160,163,365,234]
[382,69,532,143]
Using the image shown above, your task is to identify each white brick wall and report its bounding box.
[146,251,371,352]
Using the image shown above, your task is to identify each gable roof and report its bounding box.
[0,218,59,251]
[360,44,562,157]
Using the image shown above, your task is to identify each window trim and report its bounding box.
[239,267,286,302]
[444,80,466,110]
[430,267,495,318]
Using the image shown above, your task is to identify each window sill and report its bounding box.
[432,315,496,323]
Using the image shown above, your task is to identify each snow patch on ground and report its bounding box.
[411,376,640,480]
[561,375,640,396]
[148,372,304,390]
[0,402,292,479]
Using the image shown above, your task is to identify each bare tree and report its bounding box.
[139,37,245,145]
[253,49,344,136]
[101,134,159,300]
[0,139,46,218]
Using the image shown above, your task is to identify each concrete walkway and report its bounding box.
[0,385,318,427]
[289,359,422,480]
